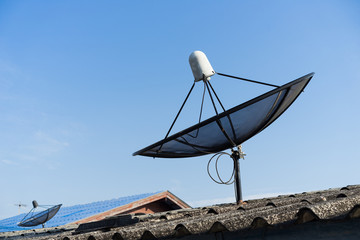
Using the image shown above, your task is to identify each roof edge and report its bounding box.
[73,191,190,224]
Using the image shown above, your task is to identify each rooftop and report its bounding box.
[1,184,360,239]
[0,192,162,232]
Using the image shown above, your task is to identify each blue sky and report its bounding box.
[0,0,359,219]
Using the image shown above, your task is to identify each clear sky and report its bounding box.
[0,0,359,220]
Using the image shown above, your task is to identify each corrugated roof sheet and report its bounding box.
[75,185,360,239]
[2,185,360,239]
[3,185,360,239]
[0,191,160,233]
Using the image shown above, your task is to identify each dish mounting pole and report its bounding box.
[231,145,246,204]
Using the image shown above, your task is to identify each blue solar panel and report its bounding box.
[0,191,161,232]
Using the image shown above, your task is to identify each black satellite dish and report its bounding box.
[134,51,313,204]
[18,200,62,228]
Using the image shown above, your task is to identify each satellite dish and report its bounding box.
[134,51,313,204]
[17,200,62,228]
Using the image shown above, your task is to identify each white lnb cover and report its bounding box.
[189,51,215,82]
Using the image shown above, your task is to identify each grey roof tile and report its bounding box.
[3,185,360,239]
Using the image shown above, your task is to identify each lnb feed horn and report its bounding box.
[189,50,215,82]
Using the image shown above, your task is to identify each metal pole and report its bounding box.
[232,150,242,204]
[217,72,280,88]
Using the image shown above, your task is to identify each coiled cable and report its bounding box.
[207,152,235,185]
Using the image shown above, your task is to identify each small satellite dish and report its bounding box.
[17,200,62,228]
[134,51,313,204]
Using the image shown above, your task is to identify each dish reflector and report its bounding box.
[133,72,313,158]
[18,204,62,227]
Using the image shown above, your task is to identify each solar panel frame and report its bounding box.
[133,72,314,158]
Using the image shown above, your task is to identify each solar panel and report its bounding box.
[133,72,313,158]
